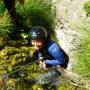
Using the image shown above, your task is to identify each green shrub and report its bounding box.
[0,0,55,39]
[0,0,6,16]
[0,12,14,39]
[15,0,55,35]
[84,0,90,16]
[0,44,41,90]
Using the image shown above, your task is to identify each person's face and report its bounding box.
[31,39,44,51]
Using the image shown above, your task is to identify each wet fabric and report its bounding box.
[36,69,61,85]
[36,40,65,66]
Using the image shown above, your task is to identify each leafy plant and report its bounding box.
[15,0,55,35]
[0,0,55,39]
[0,0,6,16]
[84,0,90,16]
[0,13,14,39]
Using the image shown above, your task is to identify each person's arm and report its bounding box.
[36,51,48,69]
[45,44,64,66]
[0,77,4,86]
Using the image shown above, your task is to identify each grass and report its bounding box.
[0,0,14,39]
[15,0,55,35]
[73,20,90,79]
[0,0,55,39]
[84,0,90,16]
[0,0,6,16]
[0,13,14,38]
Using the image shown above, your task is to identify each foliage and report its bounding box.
[15,0,55,37]
[0,39,87,90]
[73,20,90,79]
[0,0,55,39]
[1,0,89,89]
[84,0,90,16]
[0,40,61,90]
[0,12,14,39]
[0,0,6,16]
[0,41,44,89]
[0,0,13,39]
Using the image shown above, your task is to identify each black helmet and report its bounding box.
[29,26,47,40]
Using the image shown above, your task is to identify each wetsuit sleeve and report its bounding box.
[36,51,43,59]
[45,44,64,65]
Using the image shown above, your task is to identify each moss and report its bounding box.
[0,39,46,89]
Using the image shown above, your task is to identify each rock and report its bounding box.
[52,0,87,70]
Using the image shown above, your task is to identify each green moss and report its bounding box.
[0,36,87,90]
[0,40,45,89]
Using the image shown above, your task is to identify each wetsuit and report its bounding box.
[36,39,67,68]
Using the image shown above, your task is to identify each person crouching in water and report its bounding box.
[29,26,69,70]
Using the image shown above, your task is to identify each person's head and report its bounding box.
[29,26,48,50]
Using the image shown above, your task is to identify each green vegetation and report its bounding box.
[23,0,55,32]
[0,40,79,90]
[0,0,90,90]
[0,0,14,38]
[0,0,57,89]
[0,0,55,39]
[0,40,45,90]
[0,0,6,16]
[73,21,90,79]
[84,0,90,16]
[0,14,14,38]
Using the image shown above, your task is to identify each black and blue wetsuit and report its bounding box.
[36,39,68,68]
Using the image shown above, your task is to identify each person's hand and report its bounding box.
[39,61,48,70]
[39,60,44,68]
[0,77,4,87]
[39,57,44,61]
[43,61,48,70]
